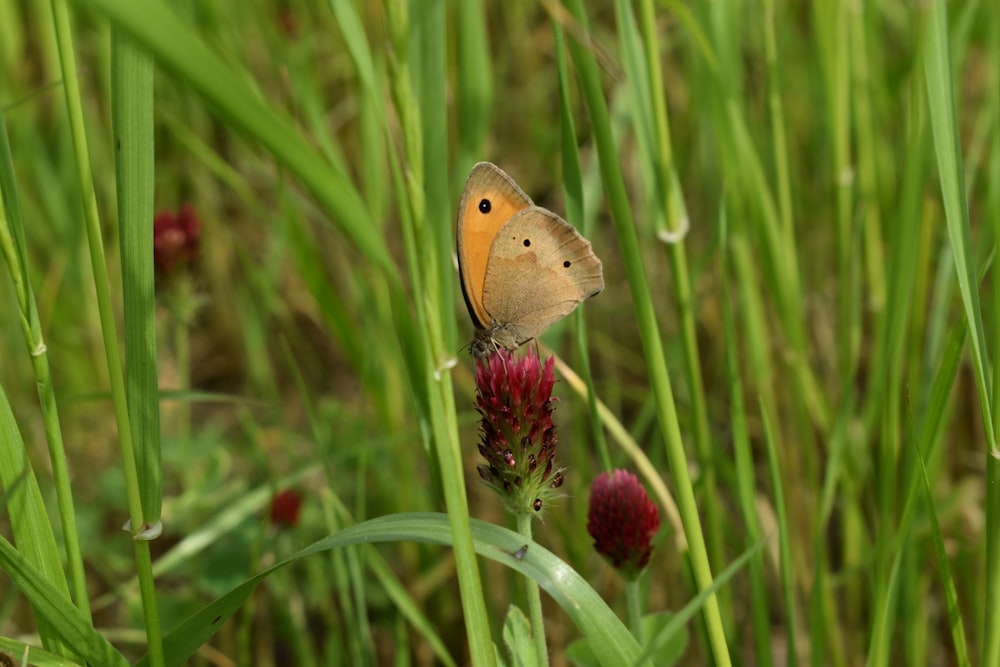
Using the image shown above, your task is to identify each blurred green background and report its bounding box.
[1,0,998,665]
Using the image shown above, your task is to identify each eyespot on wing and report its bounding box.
[457,162,533,328]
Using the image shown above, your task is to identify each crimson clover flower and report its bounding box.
[587,469,661,579]
[269,488,303,529]
[474,349,565,516]
[153,203,201,278]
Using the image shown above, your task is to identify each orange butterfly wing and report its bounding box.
[456,162,532,329]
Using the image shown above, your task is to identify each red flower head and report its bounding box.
[279,10,297,36]
[474,350,565,516]
[587,469,660,579]
[153,204,201,277]
[269,489,303,529]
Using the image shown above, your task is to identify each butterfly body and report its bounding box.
[457,162,604,357]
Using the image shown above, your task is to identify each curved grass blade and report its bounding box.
[135,513,645,667]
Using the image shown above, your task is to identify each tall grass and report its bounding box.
[0,0,997,665]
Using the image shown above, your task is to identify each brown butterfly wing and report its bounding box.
[457,163,533,329]
[480,208,604,347]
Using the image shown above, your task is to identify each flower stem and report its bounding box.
[516,512,549,667]
[625,578,644,645]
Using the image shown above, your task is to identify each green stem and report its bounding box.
[761,0,794,242]
[635,0,725,608]
[560,2,730,663]
[0,171,90,622]
[722,240,774,665]
[985,454,1000,665]
[624,578,644,645]
[819,0,856,391]
[983,13,1000,666]
[28,351,91,619]
[517,513,549,666]
[552,23,611,471]
[50,2,163,665]
[383,7,493,656]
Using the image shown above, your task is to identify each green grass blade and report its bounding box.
[861,70,929,437]
[112,32,162,528]
[0,75,91,625]
[983,9,1000,666]
[875,315,967,664]
[0,251,72,659]
[135,513,644,667]
[911,411,971,665]
[72,0,394,279]
[721,208,773,665]
[558,1,730,663]
[455,0,493,179]
[366,544,460,667]
[760,400,799,666]
[328,0,382,116]
[50,5,166,665]
[552,22,610,471]
[384,4,493,662]
[923,0,995,454]
[412,0,455,351]
[700,0,826,432]
[630,0,725,611]
[986,454,1000,665]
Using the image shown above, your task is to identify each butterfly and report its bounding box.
[456,162,604,358]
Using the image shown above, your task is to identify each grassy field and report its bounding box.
[0,0,998,665]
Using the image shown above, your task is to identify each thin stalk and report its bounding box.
[559,2,730,663]
[0,121,90,621]
[625,578,644,645]
[721,217,773,666]
[828,0,855,388]
[49,2,162,664]
[985,455,1000,665]
[850,2,886,316]
[984,10,1000,666]
[760,401,799,666]
[413,0,456,353]
[761,0,794,240]
[455,0,492,179]
[701,0,828,441]
[516,513,549,666]
[0,212,74,659]
[635,0,725,611]
[553,23,610,471]
[913,414,971,666]
[384,10,493,655]
[392,160,493,665]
